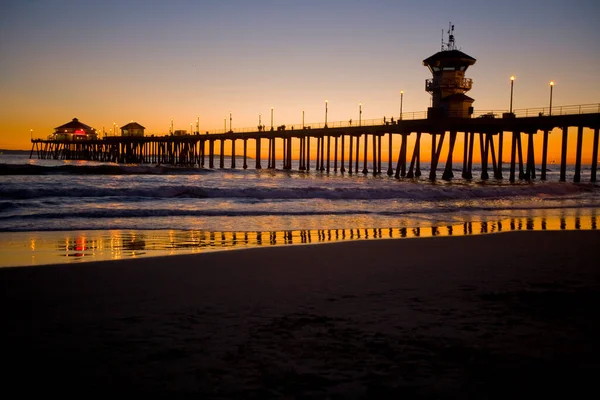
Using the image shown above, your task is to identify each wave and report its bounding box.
[0,181,597,202]
[1,202,598,232]
[0,163,215,175]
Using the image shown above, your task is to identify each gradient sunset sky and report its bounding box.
[1,0,599,151]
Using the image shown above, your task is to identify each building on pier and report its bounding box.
[424,24,476,119]
[51,118,97,141]
[120,122,145,137]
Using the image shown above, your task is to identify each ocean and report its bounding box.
[1,153,599,267]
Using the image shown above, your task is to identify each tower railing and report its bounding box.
[426,77,472,92]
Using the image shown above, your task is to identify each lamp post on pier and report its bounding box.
[400,90,404,120]
[229,112,232,132]
[270,107,274,131]
[190,123,193,135]
[325,100,328,128]
[30,129,33,140]
[196,116,199,134]
[302,109,305,129]
[359,103,362,127]
[549,81,554,116]
[509,76,515,114]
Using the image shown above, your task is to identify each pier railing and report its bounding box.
[513,103,600,118]
[31,103,600,140]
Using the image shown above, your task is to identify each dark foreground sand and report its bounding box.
[1,231,599,398]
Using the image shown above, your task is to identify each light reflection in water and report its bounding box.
[0,212,598,268]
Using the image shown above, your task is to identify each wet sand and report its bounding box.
[1,230,599,398]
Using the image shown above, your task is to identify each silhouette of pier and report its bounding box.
[30,105,600,183]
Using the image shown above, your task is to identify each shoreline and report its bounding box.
[1,230,598,396]
[1,210,599,268]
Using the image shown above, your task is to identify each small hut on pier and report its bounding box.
[51,118,97,140]
[120,122,145,137]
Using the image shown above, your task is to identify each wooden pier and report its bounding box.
[30,105,600,183]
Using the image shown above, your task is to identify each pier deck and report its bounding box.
[30,105,600,183]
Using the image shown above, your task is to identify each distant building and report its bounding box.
[120,122,145,137]
[52,118,98,140]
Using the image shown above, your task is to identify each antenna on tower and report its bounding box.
[441,22,458,51]
[441,29,444,51]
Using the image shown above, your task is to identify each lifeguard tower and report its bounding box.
[423,24,476,118]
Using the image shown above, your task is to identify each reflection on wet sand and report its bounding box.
[1,211,597,268]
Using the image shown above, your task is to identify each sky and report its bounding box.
[1,0,599,152]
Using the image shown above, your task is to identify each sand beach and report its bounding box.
[1,230,598,398]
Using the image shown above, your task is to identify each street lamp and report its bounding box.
[359,102,363,126]
[229,112,232,132]
[509,76,515,114]
[30,129,33,140]
[325,100,328,128]
[190,123,193,134]
[302,109,305,129]
[270,107,274,131]
[549,81,554,116]
[400,90,404,120]
[196,116,199,134]
[259,113,262,129]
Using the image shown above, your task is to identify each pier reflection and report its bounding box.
[3,211,597,268]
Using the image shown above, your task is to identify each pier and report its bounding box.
[28,27,600,184]
[30,105,600,183]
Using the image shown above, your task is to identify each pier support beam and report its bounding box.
[316,136,321,171]
[574,126,584,183]
[541,130,549,180]
[387,133,393,176]
[362,133,369,174]
[320,137,325,171]
[442,131,457,181]
[255,138,262,169]
[243,139,248,169]
[231,140,236,168]
[340,135,345,173]
[509,131,517,182]
[462,132,469,179]
[209,140,215,168]
[306,137,311,171]
[348,135,353,175]
[525,132,536,180]
[496,131,504,179]
[394,133,408,179]
[326,135,331,172]
[334,136,338,172]
[406,132,421,179]
[287,137,293,170]
[592,128,599,183]
[516,132,525,180]
[354,136,360,174]
[377,134,382,174]
[559,126,568,182]
[429,132,445,181]
[489,134,498,178]
[372,134,377,176]
[480,133,489,180]
[219,140,225,168]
